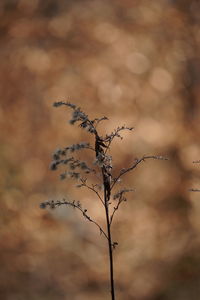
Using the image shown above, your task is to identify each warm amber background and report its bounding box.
[1,1,200,299]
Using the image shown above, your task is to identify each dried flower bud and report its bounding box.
[53,102,63,107]
[40,202,46,209]
[60,173,66,180]
[50,161,58,171]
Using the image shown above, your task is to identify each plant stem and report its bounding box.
[104,187,115,300]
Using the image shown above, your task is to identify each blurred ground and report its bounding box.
[1,0,200,299]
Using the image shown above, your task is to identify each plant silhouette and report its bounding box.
[40,102,168,300]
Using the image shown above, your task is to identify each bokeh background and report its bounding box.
[1,0,200,299]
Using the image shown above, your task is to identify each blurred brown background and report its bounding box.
[1,0,200,299]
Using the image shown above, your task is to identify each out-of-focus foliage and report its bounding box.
[1,0,200,299]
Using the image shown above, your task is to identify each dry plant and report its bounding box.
[40,102,168,300]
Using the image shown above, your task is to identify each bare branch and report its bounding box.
[110,189,134,226]
[94,116,109,128]
[40,199,108,240]
[111,155,168,190]
[110,199,123,226]
[104,126,134,155]
[79,178,104,206]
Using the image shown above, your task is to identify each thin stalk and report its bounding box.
[104,186,115,300]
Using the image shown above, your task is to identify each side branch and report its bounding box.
[79,178,104,206]
[104,126,134,155]
[40,199,108,240]
[110,189,134,226]
[110,198,123,226]
[111,155,168,190]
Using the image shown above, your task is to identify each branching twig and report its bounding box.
[79,178,104,206]
[40,199,108,240]
[104,126,134,155]
[94,116,109,129]
[111,155,168,190]
[110,198,123,226]
[110,189,134,226]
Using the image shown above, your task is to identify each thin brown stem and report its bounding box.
[80,178,104,206]
[102,170,115,300]
[111,155,168,190]
[41,199,108,240]
[110,196,123,227]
